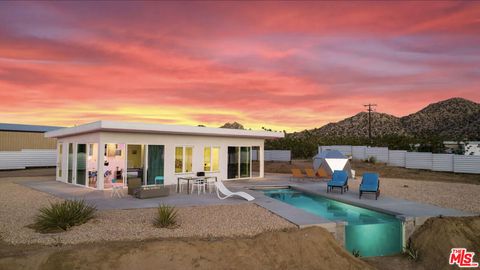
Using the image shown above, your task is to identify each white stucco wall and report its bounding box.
[55,131,265,189]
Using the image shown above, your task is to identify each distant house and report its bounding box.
[443,141,480,156]
[0,123,63,170]
[0,123,63,151]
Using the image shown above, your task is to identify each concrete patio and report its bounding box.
[20,179,250,210]
[20,172,474,236]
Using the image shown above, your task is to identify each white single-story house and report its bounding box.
[45,121,283,190]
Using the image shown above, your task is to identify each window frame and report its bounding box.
[174,145,194,174]
[204,146,220,172]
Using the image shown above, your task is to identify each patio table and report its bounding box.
[177,176,218,194]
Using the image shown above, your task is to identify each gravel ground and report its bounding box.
[348,177,480,214]
[0,178,295,245]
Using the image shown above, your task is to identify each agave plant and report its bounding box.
[351,249,361,258]
[154,204,178,228]
[33,199,97,233]
[404,239,420,262]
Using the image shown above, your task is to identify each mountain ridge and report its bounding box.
[294,97,480,140]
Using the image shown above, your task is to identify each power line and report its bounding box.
[364,104,377,145]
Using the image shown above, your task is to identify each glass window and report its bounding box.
[212,147,219,171]
[185,147,193,173]
[204,147,220,172]
[175,147,183,173]
[68,143,73,183]
[204,147,211,171]
[76,144,86,186]
[58,143,63,178]
[88,143,98,188]
[175,146,193,173]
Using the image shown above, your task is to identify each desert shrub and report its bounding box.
[351,249,361,258]
[404,239,420,261]
[33,199,97,233]
[154,204,178,228]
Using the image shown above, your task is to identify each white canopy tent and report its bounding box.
[313,150,352,178]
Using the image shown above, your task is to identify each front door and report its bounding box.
[147,145,164,185]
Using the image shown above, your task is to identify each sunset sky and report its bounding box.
[1,2,479,132]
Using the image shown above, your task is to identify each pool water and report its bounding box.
[264,188,403,257]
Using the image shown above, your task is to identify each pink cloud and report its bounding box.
[0,2,479,131]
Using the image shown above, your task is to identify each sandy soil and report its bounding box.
[0,178,295,245]
[265,160,480,184]
[0,226,373,270]
[366,216,480,270]
[410,216,480,270]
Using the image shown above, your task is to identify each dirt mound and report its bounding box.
[410,216,480,270]
[0,227,372,270]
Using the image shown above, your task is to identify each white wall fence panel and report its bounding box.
[432,154,454,172]
[352,146,367,160]
[318,145,352,156]
[405,152,433,170]
[366,147,389,163]
[264,150,291,162]
[330,145,352,156]
[0,149,56,170]
[454,155,480,174]
[318,145,480,174]
[388,150,407,167]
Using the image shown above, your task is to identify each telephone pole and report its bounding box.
[364,103,377,145]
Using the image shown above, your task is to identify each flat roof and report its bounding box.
[0,123,63,133]
[45,120,284,139]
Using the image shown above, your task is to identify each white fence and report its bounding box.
[0,149,57,170]
[253,150,291,162]
[388,150,407,167]
[319,145,480,174]
[405,152,432,170]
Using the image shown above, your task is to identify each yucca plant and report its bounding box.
[153,204,178,228]
[351,249,361,258]
[404,239,420,262]
[33,199,97,233]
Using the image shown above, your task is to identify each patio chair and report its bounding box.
[154,176,164,185]
[359,173,380,200]
[111,179,123,198]
[205,177,216,193]
[191,178,206,195]
[304,168,318,179]
[327,170,349,194]
[290,168,305,181]
[214,181,254,201]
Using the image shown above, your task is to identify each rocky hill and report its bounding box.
[296,97,480,140]
[401,98,480,139]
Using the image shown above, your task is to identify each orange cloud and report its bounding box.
[0,2,479,132]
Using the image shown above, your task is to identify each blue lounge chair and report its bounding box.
[359,173,380,200]
[327,170,349,194]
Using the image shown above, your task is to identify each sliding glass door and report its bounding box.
[57,143,63,179]
[67,143,73,183]
[76,144,86,186]
[147,145,164,185]
[228,146,251,179]
[228,147,239,179]
[240,147,251,178]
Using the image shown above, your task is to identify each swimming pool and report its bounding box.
[263,188,403,257]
